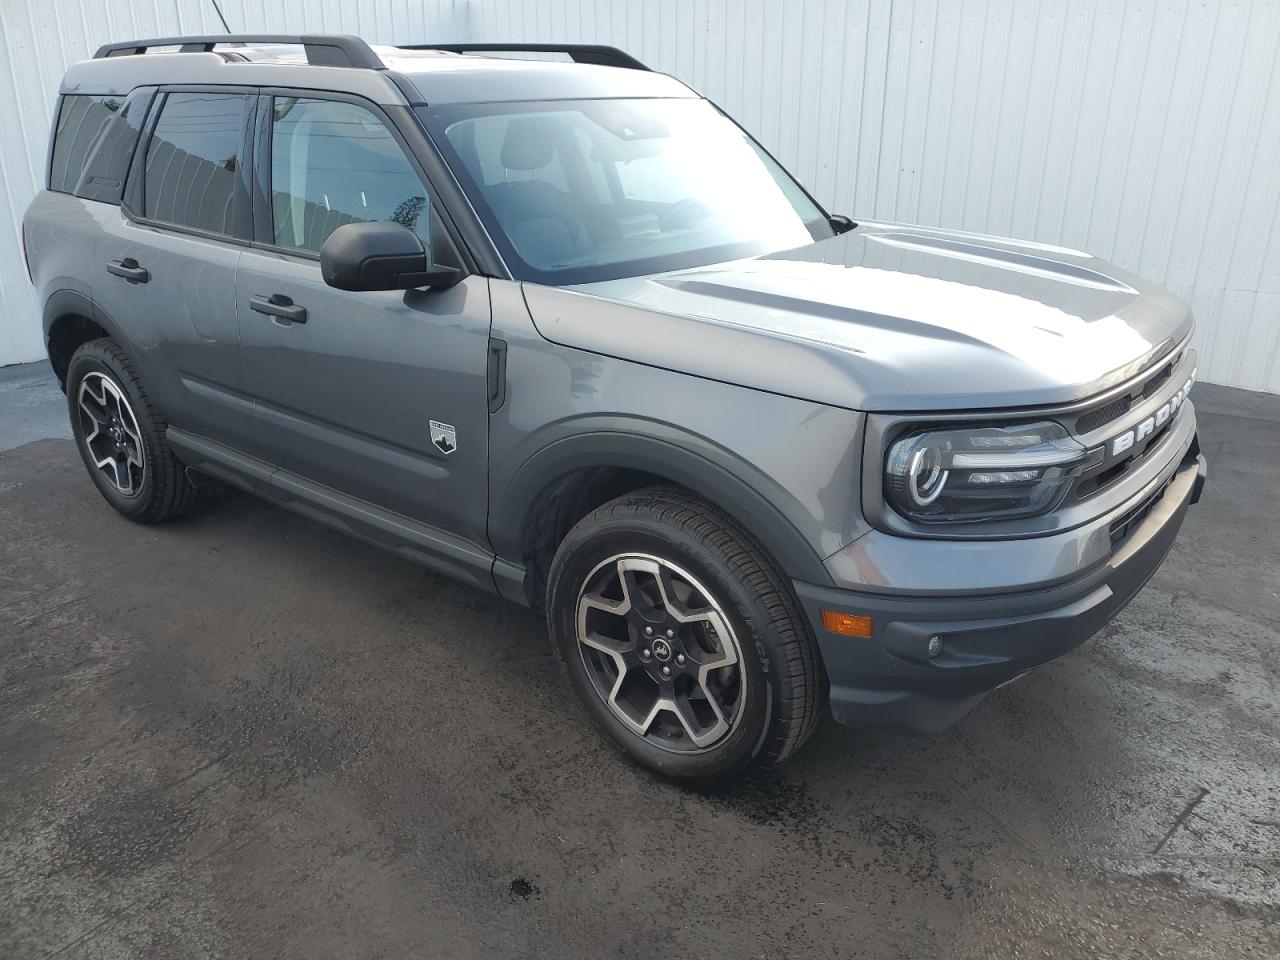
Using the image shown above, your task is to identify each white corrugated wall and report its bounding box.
[468,0,1280,395]
[0,0,468,368]
[2,1,1278,394]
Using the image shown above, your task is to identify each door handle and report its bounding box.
[106,257,149,283]
[249,293,307,325]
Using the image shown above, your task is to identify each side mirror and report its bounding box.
[319,221,462,292]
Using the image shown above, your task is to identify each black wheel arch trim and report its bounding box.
[491,428,836,588]
[42,288,96,343]
[43,290,142,388]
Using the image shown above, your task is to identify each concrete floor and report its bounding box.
[1,362,1277,958]
[0,361,71,451]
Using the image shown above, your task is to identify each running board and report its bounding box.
[168,427,499,594]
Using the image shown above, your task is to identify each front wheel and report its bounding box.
[546,487,825,786]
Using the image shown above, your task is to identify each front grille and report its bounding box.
[1068,345,1191,502]
[1069,350,1181,437]
[1076,394,1133,434]
[1074,411,1178,498]
[1109,477,1171,544]
[1141,359,1175,398]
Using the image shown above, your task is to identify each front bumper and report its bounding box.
[793,444,1207,734]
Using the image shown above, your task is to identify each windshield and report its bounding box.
[419,98,833,284]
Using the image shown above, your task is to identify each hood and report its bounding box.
[521,221,1193,411]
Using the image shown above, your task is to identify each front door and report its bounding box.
[236,93,493,552]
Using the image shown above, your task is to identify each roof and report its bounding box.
[382,48,696,104]
[59,38,696,106]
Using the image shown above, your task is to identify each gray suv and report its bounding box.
[24,35,1206,785]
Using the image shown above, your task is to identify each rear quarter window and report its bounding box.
[49,95,121,194]
[48,91,154,203]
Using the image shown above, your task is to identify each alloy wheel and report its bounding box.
[575,554,746,752]
[77,372,146,496]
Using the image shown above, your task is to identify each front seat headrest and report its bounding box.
[500,118,559,171]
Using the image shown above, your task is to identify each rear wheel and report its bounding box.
[546,487,825,786]
[66,338,196,523]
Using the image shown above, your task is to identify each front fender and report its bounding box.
[490,421,839,588]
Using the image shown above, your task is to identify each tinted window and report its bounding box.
[143,92,249,235]
[270,97,430,254]
[77,89,154,203]
[50,95,122,194]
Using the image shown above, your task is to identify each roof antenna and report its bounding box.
[210,0,231,33]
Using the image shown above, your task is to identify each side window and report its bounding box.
[270,98,431,254]
[50,95,123,194]
[77,89,154,203]
[143,92,250,235]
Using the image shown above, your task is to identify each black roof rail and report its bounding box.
[399,43,649,71]
[92,34,386,70]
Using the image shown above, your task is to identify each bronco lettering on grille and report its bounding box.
[1110,372,1194,457]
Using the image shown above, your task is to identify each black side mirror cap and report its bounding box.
[320,221,461,292]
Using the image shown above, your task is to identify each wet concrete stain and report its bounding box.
[509,877,538,900]
[694,772,823,828]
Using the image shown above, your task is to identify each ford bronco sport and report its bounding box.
[24,35,1206,784]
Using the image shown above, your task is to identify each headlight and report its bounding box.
[884,421,1098,523]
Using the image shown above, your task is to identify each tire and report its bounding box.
[66,338,196,523]
[546,486,825,786]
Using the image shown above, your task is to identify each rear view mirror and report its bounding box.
[320,222,461,292]
[591,138,664,163]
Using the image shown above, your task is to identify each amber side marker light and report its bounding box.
[820,610,873,638]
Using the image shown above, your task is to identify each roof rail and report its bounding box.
[92,34,386,70]
[399,43,649,71]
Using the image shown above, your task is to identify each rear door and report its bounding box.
[97,86,257,445]
[27,88,155,354]
[235,91,493,550]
